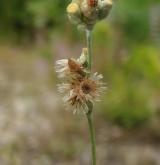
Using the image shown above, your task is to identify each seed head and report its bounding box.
[57,73,106,114]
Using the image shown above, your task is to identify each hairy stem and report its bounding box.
[86,29,92,72]
[87,111,96,165]
[86,29,96,165]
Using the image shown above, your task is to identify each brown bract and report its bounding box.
[68,59,82,72]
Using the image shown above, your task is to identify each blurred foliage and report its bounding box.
[112,0,160,44]
[27,0,69,29]
[93,21,160,128]
[102,45,160,128]
[0,0,70,39]
[0,0,160,129]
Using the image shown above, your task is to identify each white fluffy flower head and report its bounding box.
[55,48,106,114]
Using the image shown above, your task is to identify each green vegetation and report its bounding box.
[102,45,160,128]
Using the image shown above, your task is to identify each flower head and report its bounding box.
[55,48,89,79]
[55,48,106,114]
[67,0,113,30]
[55,58,84,78]
[58,73,106,114]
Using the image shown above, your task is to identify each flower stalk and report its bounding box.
[86,29,96,165]
[87,111,96,165]
[87,105,96,165]
[86,29,92,72]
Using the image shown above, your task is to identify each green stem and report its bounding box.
[86,29,92,72]
[87,111,96,165]
[86,29,96,165]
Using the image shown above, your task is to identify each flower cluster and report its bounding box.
[55,48,106,114]
[67,0,113,30]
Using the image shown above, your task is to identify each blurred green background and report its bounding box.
[0,0,160,164]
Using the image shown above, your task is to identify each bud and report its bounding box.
[98,0,113,20]
[80,0,99,29]
[67,3,80,14]
[78,48,88,65]
[83,48,88,55]
[66,0,113,30]
[67,3,82,25]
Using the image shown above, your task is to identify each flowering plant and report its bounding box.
[55,0,113,164]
